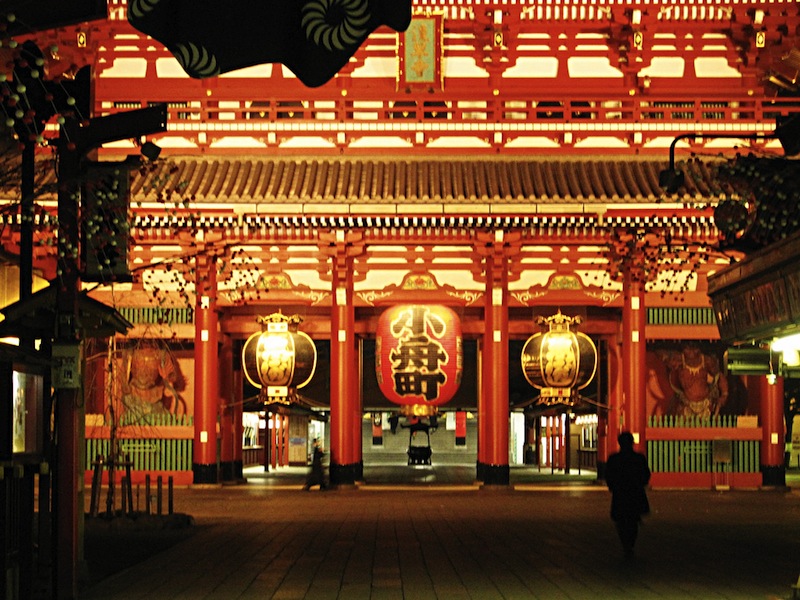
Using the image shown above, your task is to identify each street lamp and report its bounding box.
[53,102,167,596]
[657,132,779,194]
[658,111,800,194]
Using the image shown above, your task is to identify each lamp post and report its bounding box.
[53,103,167,598]
[658,132,779,193]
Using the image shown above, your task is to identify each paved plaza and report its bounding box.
[78,466,800,600]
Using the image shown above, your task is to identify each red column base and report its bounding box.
[330,462,360,486]
[192,463,218,484]
[761,465,786,487]
[477,462,509,485]
[221,461,246,482]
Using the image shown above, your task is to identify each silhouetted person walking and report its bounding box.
[304,438,327,491]
[606,431,650,557]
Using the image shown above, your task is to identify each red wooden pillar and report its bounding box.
[54,384,82,599]
[477,336,487,473]
[598,337,622,480]
[759,375,786,486]
[597,407,609,474]
[193,254,219,483]
[329,235,360,485]
[456,411,468,447]
[546,418,555,468]
[264,415,270,469]
[277,415,284,467]
[353,375,363,480]
[219,334,235,481]
[275,417,281,466]
[622,265,647,453]
[478,236,510,485]
[273,416,279,466]
[269,414,277,469]
[232,357,244,479]
[282,415,290,465]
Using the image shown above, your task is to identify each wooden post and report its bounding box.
[193,254,219,483]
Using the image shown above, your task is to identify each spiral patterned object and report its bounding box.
[301,0,371,52]
[172,42,220,78]
[128,0,161,20]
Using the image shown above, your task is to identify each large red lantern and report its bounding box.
[376,305,462,415]
[242,313,317,404]
[521,311,597,406]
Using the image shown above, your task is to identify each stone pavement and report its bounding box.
[80,466,800,600]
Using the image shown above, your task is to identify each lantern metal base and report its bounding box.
[399,405,439,417]
[260,388,291,406]
[537,388,576,407]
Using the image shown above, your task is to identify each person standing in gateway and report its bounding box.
[605,431,651,557]
[304,438,328,491]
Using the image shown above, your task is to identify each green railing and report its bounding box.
[117,413,194,427]
[85,414,194,473]
[647,307,717,325]
[649,415,740,428]
[647,415,760,474]
[117,306,194,325]
[647,307,716,326]
[85,437,193,472]
[647,439,760,473]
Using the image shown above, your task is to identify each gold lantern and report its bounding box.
[241,313,317,405]
[521,311,597,406]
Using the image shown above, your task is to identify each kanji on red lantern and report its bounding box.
[376,305,462,410]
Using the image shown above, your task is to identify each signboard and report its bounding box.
[52,344,82,390]
[399,14,443,90]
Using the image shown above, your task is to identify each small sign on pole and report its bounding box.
[52,344,82,389]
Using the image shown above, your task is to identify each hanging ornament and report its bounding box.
[376,304,462,416]
[521,311,597,406]
[241,312,317,405]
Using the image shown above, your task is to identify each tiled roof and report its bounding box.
[130,157,713,205]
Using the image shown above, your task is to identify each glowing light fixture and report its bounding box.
[375,304,462,416]
[241,312,317,405]
[771,332,800,353]
[521,311,597,407]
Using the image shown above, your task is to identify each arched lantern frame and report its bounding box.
[521,311,598,407]
[241,312,317,405]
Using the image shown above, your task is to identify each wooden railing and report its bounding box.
[92,95,795,157]
[646,415,762,488]
[84,414,194,485]
[647,439,760,474]
[85,438,193,473]
[117,306,194,326]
